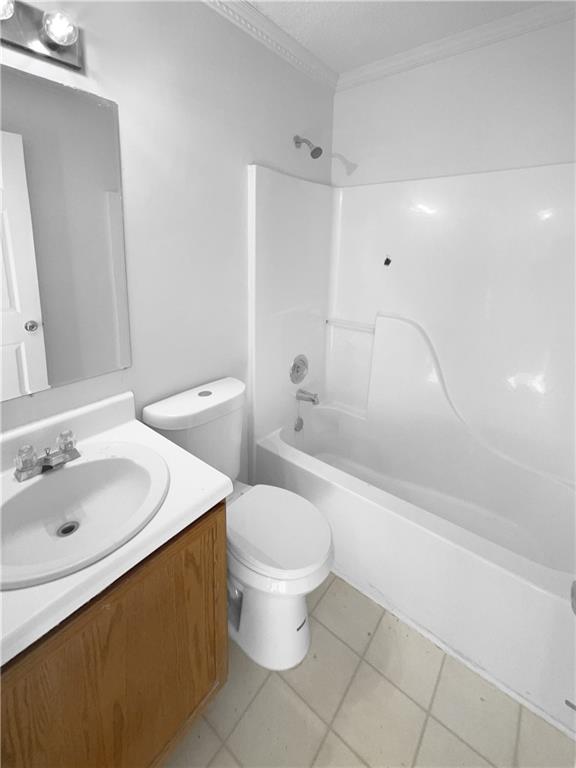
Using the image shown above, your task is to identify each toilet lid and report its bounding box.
[227,485,332,579]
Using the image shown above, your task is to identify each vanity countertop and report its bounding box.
[1,394,232,665]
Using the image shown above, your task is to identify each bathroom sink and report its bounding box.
[1,442,170,590]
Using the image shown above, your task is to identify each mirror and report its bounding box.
[1,66,131,402]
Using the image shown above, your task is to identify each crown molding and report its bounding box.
[203,1,574,94]
[203,0,338,90]
[337,3,576,91]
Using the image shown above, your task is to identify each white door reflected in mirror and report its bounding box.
[1,131,49,402]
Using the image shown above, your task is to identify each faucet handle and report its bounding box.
[57,430,76,452]
[15,444,38,470]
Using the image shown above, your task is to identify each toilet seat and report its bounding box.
[227,485,332,581]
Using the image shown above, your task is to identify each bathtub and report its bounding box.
[256,404,576,735]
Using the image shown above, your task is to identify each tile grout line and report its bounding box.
[281,583,378,767]
[223,634,365,768]
[310,571,336,615]
[322,571,536,760]
[221,666,272,765]
[422,656,500,768]
[201,717,225,766]
[309,730,331,767]
[220,576,340,767]
[180,573,553,768]
[360,609,386,664]
[308,572,336,613]
[426,653,446,715]
[311,604,384,658]
[362,654,430,712]
[220,576,520,768]
[361,609,386,659]
[316,597,521,768]
[423,656,499,768]
[319,583,561,768]
[310,649,367,767]
[425,714,499,768]
[223,730,246,766]
[225,666,272,738]
[276,648,367,766]
[224,660,368,768]
[312,609,439,717]
[199,648,493,768]
[279,670,336,728]
[410,653,447,768]
[307,612,391,767]
[512,705,523,767]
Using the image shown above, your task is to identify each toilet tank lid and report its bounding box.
[142,378,245,430]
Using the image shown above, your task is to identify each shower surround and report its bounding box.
[248,163,575,735]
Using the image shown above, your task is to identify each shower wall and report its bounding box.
[248,165,332,462]
[327,164,575,483]
[248,160,575,485]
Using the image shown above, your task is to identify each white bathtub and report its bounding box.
[256,404,576,735]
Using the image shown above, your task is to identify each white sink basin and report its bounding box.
[1,442,170,590]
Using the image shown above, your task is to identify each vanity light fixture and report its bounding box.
[0,0,15,21]
[1,1,84,71]
[42,10,78,47]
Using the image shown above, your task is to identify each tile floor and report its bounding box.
[165,574,576,768]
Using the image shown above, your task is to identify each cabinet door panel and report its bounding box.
[2,598,127,767]
[123,519,216,766]
[1,503,228,768]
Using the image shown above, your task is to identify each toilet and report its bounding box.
[142,377,333,670]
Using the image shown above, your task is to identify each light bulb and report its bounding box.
[42,10,78,47]
[0,0,15,21]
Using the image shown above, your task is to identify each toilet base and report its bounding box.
[229,584,310,671]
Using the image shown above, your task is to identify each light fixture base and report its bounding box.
[1,1,84,72]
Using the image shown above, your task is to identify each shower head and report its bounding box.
[294,135,323,159]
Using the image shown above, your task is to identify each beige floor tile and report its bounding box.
[333,661,426,767]
[209,746,241,768]
[415,718,492,767]
[281,618,360,722]
[164,717,221,768]
[365,613,444,708]
[431,656,519,767]
[308,573,336,612]
[204,641,269,739]
[314,731,366,767]
[517,708,576,768]
[228,674,327,767]
[314,578,383,654]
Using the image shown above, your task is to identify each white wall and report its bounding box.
[249,166,332,467]
[332,21,575,186]
[1,1,333,444]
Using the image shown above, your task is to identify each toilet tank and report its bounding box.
[142,378,245,480]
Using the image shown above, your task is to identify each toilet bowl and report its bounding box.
[226,483,333,669]
[142,378,333,670]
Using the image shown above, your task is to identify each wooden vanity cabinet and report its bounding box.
[1,501,228,768]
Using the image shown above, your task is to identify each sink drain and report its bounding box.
[57,521,80,537]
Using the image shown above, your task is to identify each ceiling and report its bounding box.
[249,1,540,75]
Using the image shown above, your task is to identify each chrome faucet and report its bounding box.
[14,430,81,482]
[296,388,319,405]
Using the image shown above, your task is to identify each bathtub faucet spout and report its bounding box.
[296,388,319,405]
